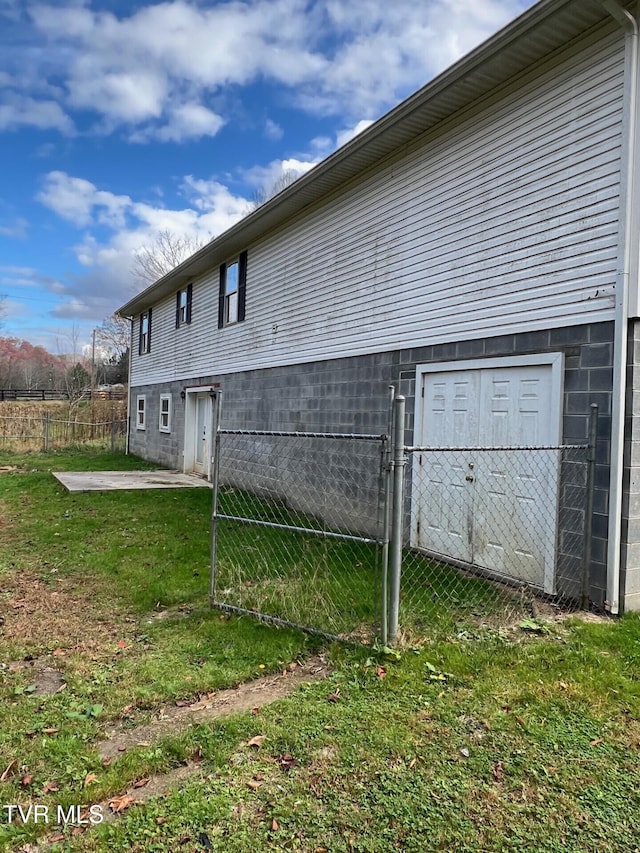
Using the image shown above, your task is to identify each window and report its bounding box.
[159,394,171,433]
[175,284,193,328]
[139,309,152,354]
[136,395,146,430]
[218,251,247,328]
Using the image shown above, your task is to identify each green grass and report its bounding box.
[0,449,639,852]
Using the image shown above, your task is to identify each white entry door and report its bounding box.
[193,393,211,477]
[413,358,562,592]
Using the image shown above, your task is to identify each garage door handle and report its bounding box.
[465,474,474,482]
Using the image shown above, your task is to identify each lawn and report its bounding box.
[0,449,639,852]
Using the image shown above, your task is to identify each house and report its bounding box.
[117,0,640,614]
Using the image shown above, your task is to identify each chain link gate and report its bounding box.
[208,391,390,643]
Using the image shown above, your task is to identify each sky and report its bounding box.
[0,0,535,356]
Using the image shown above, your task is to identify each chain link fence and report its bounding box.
[209,393,597,644]
[210,426,388,643]
[399,443,592,636]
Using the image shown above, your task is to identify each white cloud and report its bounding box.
[14,0,534,140]
[132,103,226,144]
[0,217,28,238]
[34,169,251,320]
[38,172,131,228]
[0,95,74,134]
[264,118,283,141]
[335,119,375,149]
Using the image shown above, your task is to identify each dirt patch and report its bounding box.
[0,571,128,658]
[99,654,329,761]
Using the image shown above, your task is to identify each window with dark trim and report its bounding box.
[139,309,152,354]
[218,251,247,328]
[175,284,193,328]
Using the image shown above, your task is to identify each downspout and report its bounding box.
[600,0,638,614]
[125,316,133,456]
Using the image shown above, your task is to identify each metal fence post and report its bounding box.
[388,395,406,646]
[582,403,598,610]
[209,390,223,606]
[43,413,50,452]
[379,386,396,647]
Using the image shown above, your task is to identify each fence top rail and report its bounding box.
[405,443,589,452]
[219,428,388,441]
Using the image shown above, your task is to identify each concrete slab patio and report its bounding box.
[53,470,211,492]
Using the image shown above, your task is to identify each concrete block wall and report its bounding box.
[129,320,614,606]
[622,319,640,611]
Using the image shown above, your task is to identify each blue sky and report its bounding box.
[0,0,534,354]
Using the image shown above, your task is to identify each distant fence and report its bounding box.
[0,413,128,452]
[0,388,127,402]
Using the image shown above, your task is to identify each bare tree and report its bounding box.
[96,313,129,362]
[247,169,303,212]
[131,230,206,290]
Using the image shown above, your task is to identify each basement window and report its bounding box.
[159,394,171,433]
[136,395,146,430]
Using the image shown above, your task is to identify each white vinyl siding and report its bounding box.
[131,29,624,386]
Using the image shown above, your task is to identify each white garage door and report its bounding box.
[412,356,563,592]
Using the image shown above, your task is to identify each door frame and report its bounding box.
[183,384,220,479]
[411,352,564,592]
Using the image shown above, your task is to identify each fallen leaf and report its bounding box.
[109,794,136,813]
[559,681,568,690]
[327,689,340,703]
[459,748,470,759]
[133,778,149,788]
[136,741,151,748]
[156,816,167,825]
[42,781,59,794]
[247,779,263,789]
[492,761,505,782]
[278,753,297,771]
[55,683,67,693]
[52,648,65,657]
[590,738,604,747]
[42,728,59,735]
[48,832,65,843]
[376,666,387,679]
[21,774,34,786]
[175,700,191,708]
[248,735,266,748]
[408,757,417,769]
[271,818,279,831]
[83,773,98,787]
[251,706,261,715]
[116,641,128,649]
